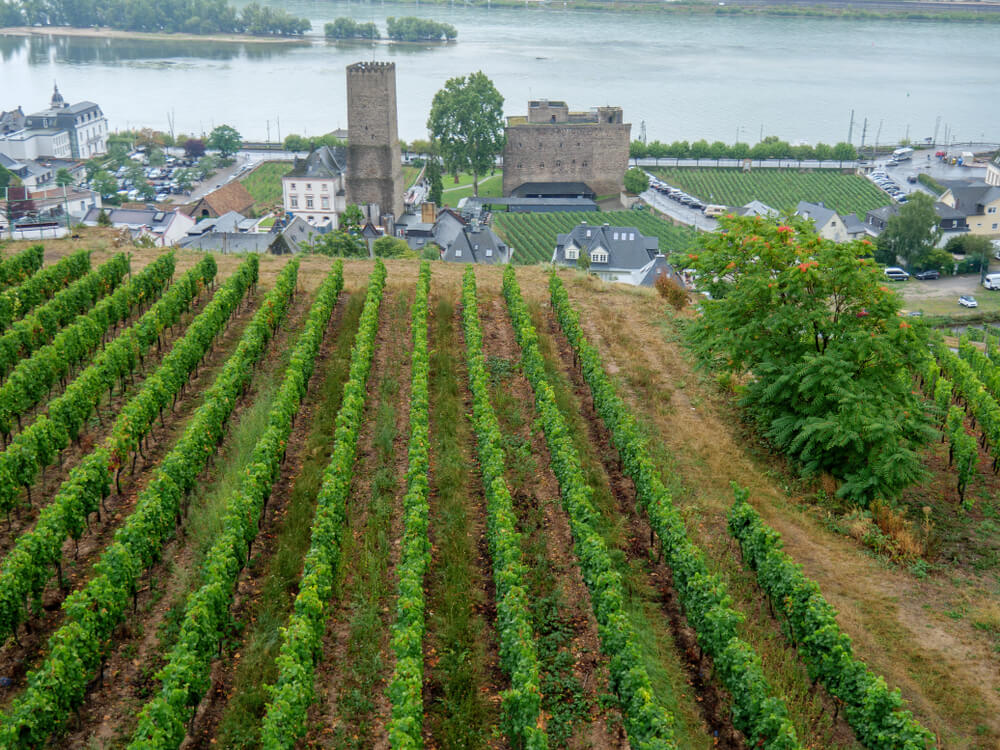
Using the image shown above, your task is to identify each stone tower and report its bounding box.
[346,61,404,219]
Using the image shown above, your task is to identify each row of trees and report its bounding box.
[0,0,310,35]
[283,132,346,153]
[630,136,858,162]
[386,16,457,41]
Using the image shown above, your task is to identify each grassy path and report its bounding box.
[422,296,506,749]
[202,290,365,748]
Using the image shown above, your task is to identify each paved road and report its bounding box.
[165,152,263,206]
[640,184,718,231]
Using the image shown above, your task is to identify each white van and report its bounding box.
[983,273,1000,290]
[892,147,914,161]
[703,204,727,218]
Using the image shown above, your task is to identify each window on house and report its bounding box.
[585,230,591,237]
[290,183,296,190]
[455,249,462,257]
[321,196,330,209]
[629,233,635,241]
[613,232,619,241]
[474,244,479,250]
[306,183,312,190]
[290,197,298,208]
[321,183,328,191]
[994,223,999,230]
[486,248,493,257]
[989,206,997,214]
[306,196,314,209]
[591,248,608,263]
[565,246,579,260]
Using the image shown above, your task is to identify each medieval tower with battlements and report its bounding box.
[346,61,404,220]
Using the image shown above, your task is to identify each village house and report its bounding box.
[551,222,677,286]
[795,201,850,242]
[83,205,194,247]
[282,145,348,228]
[937,183,1000,237]
[0,85,108,161]
[184,181,255,220]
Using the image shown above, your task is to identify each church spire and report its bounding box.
[51,82,66,109]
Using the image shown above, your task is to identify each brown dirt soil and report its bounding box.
[180,283,355,749]
[0,290,260,706]
[52,283,315,747]
[304,286,413,749]
[477,296,626,749]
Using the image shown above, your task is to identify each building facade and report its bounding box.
[282,145,348,227]
[503,99,630,199]
[345,61,404,220]
[23,85,108,160]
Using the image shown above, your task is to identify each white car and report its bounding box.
[959,295,979,308]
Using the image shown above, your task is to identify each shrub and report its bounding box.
[655,273,688,309]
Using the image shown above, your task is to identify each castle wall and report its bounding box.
[346,61,404,218]
[503,120,631,198]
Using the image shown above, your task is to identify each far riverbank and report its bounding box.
[0,26,309,45]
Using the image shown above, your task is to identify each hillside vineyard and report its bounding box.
[0,247,979,749]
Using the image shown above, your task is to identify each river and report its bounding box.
[1,0,997,146]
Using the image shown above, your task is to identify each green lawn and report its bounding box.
[440,172,503,207]
[240,161,293,209]
[403,165,423,189]
[493,210,698,265]
[650,167,891,217]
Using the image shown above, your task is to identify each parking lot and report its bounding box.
[898,272,1000,316]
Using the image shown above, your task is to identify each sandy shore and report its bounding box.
[0,26,309,45]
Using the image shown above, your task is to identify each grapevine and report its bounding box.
[547,272,801,749]
[504,266,678,749]
[0,245,44,292]
[259,260,387,749]
[126,259,342,750]
[0,253,294,748]
[0,249,91,333]
[386,261,435,749]
[728,489,937,749]
[0,253,130,380]
[0,252,175,441]
[0,256,216,516]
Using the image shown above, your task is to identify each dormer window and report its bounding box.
[486,248,493,257]
[590,248,608,263]
[613,232,619,241]
[585,229,591,238]
[629,233,635,241]
[565,245,579,260]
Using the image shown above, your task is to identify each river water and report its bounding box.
[1,0,997,146]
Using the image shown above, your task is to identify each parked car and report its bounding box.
[959,295,979,308]
[907,175,918,184]
[914,269,940,280]
[884,267,910,281]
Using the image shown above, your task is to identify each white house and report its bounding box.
[552,222,678,286]
[282,146,348,228]
[83,206,195,247]
[795,201,850,242]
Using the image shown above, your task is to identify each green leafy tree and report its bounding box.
[577,248,591,272]
[308,230,367,257]
[96,208,112,227]
[876,192,942,269]
[373,235,413,258]
[623,167,649,195]
[147,148,166,167]
[427,71,505,198]
[207,124,242,158]
[108,141,130,168]
[425,158,443,206]
[421,244,441,260]
[55,168,74,187]
[283,134,308,152]
[832,142,858,161]
[687,215,933,504]
[138,181,157,202]
[91,170,119,198]
[408,138,433,156]
[629,140,647,164]
[173,168,195,192]
[340,203,364,231]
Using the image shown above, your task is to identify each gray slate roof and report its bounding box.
[441,223,509,265]
[552,224,659,270]
[796,201,838,229]
[82,206,177,231]
[181,233,274,253]
[511,182,595,199]
[285,146,347,180]
[842,212,867,236]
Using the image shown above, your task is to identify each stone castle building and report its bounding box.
[346,61,404,220]
[502,99,630,199]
